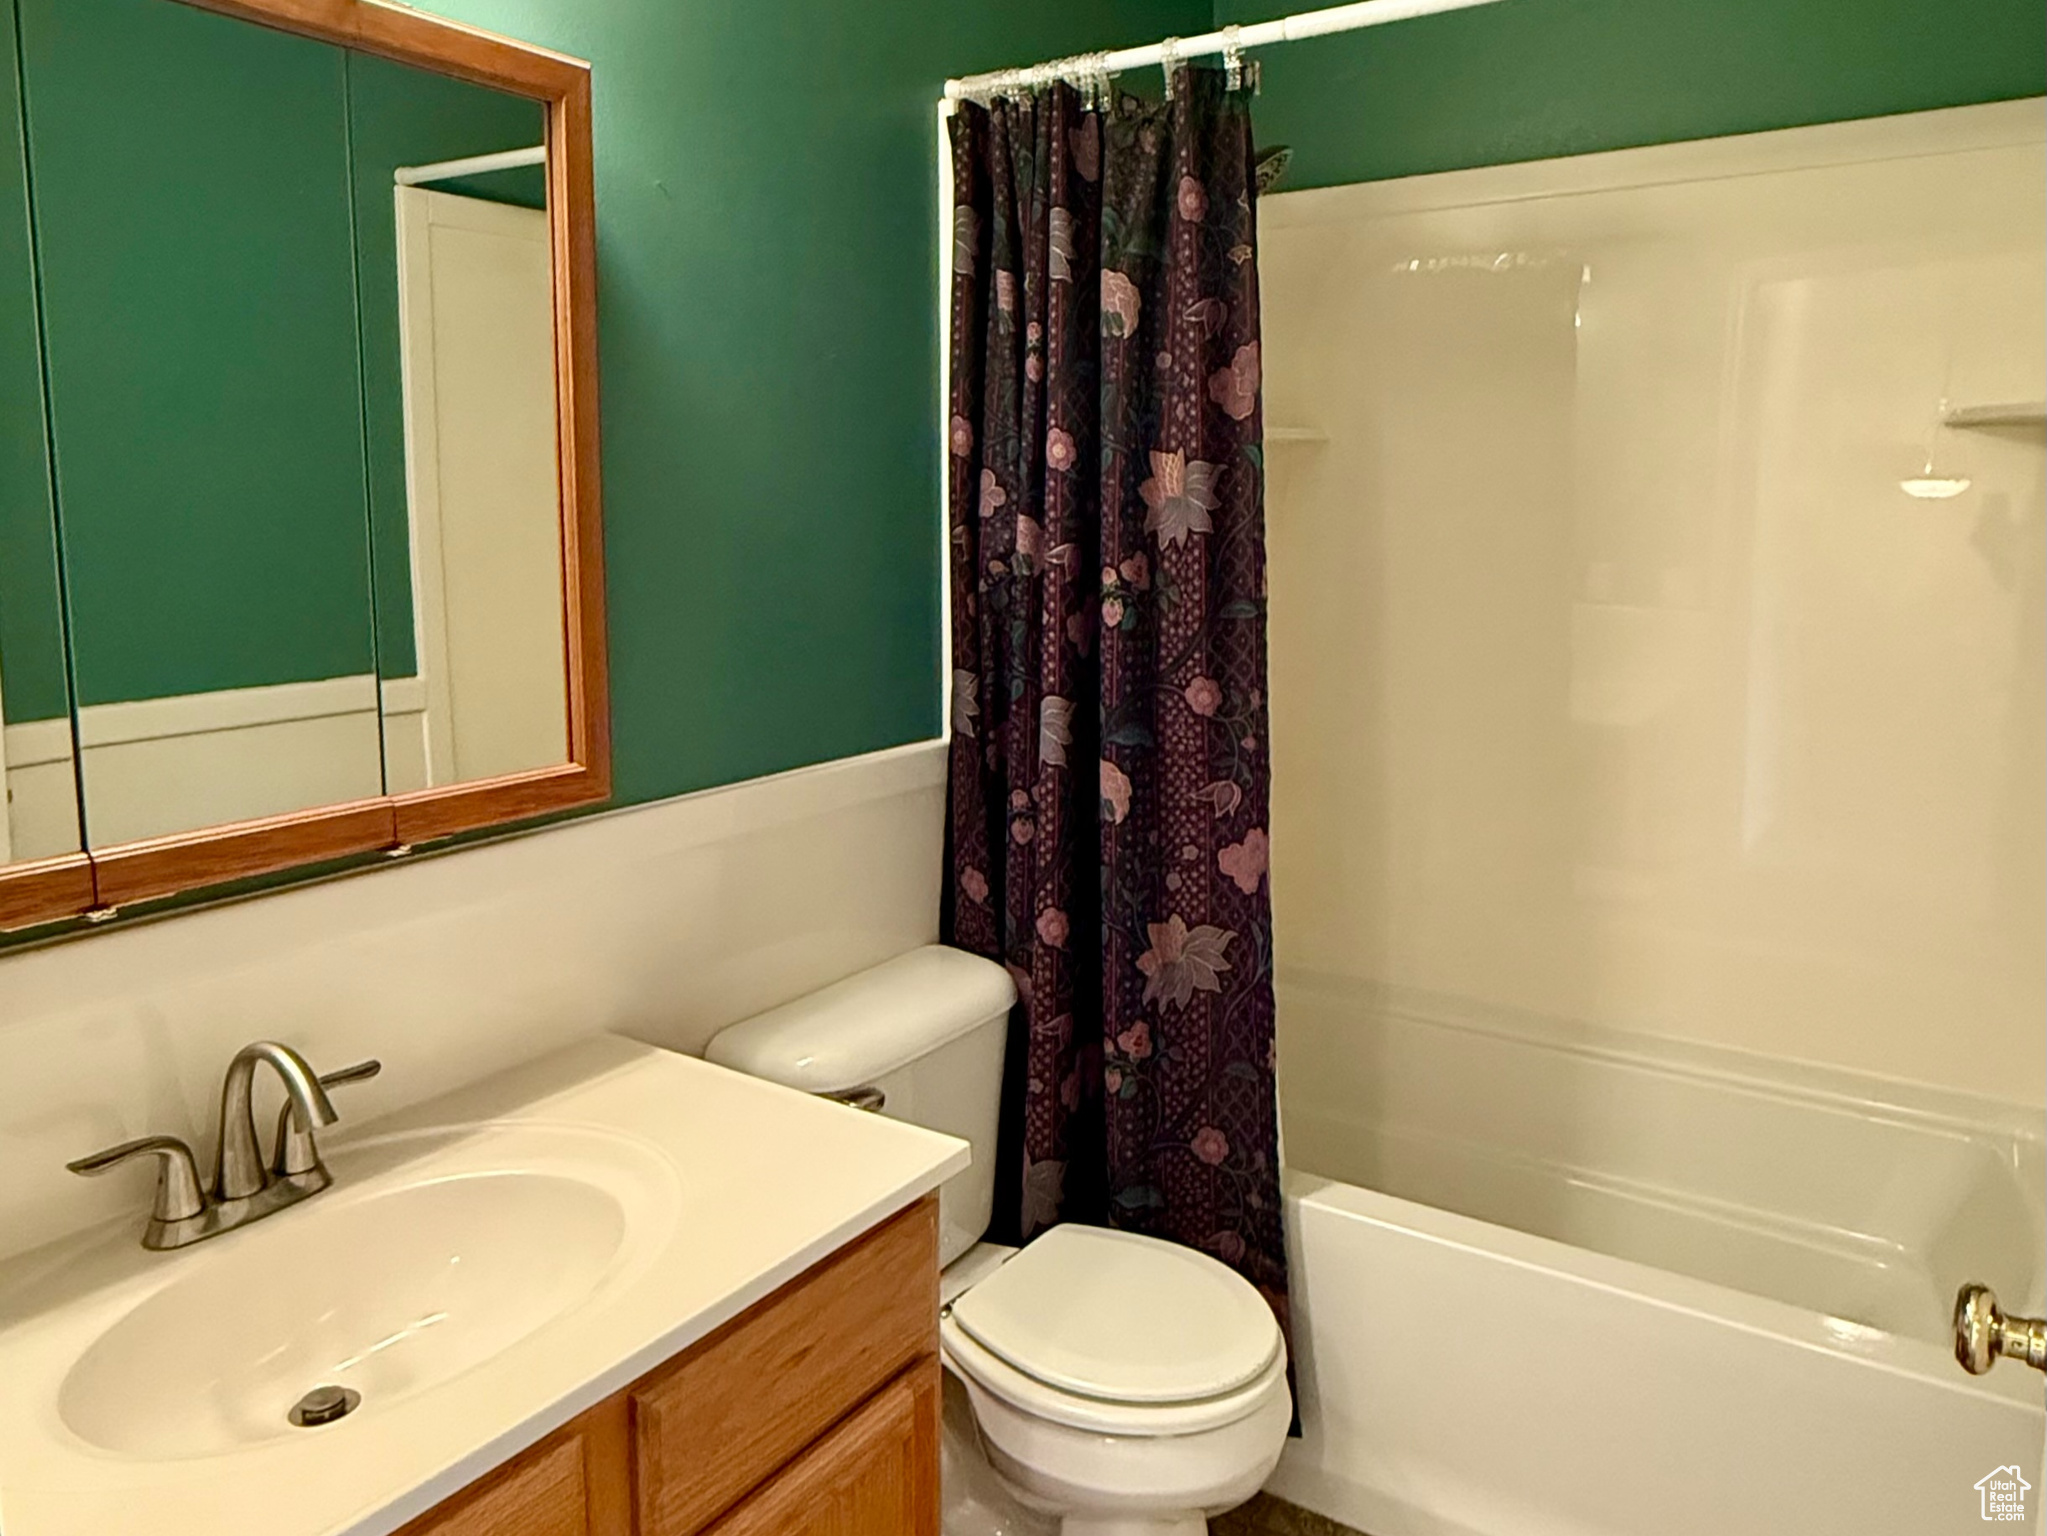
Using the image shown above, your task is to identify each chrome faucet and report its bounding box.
[214,1042,338,1201]
[67,1044,380,1251]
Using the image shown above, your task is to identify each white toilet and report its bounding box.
[706,945,1291,1536]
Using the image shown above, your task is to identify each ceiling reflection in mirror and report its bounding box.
[6,0,567,854]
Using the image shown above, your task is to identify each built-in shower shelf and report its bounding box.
[1266,426,1329,443]
[1943,401,2047,429]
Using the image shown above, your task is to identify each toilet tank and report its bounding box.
[705,945,1015,1266]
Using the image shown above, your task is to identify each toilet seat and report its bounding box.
[942,1313,1288,1436]
[940,1224,1285,1437]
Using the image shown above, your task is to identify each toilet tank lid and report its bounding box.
[705,945,1015,1092]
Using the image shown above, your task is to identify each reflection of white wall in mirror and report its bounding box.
[1259,99,2046,1104]
[0,654,74,863]
[7,682,431,856]
[0,653,13,861]
[79,704,384,847]
[378,674,429,791]
[4,717,81,860]
[5,678,388,850]
[391,186,567,793]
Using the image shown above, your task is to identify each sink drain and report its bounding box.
[288,1384,361,1428]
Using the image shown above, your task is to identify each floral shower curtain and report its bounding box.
[942,70,1287,1326]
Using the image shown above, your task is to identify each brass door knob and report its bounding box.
[1955,1284,2047,1376]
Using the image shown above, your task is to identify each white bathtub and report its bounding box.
[1268,973,2047,1536]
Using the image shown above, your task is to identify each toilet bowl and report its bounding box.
[706,946,1289,1536]
[938,1226,1290,1536]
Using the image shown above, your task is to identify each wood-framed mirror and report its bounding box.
[0,0,606,931]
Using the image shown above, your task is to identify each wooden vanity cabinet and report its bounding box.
[397,1197,940,1536]
[391,1398,632,1536]
[703,1367,938,1536]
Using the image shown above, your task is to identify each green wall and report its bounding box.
[0,6,67,724]
[3,0,1204,787]
[373,0,2044,811]
[0,0,552,717]
[399,0,1206,806]
[19,0,378,709]
[1218,0,2046,190]
[5,0,2034,800]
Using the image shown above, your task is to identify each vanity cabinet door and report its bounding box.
[702,1361,940,1536]
[633,1198,937,1535]
[397,1396,630,1536]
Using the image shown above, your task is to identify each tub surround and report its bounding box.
[1253,98,2047,1536]
[1280,973,2047,1341]
[0,1033,965,1536]
[1261,101,2047,1107]
[1267,982,2043,1536]
[0,739,944,1268]
[1272,1169,2043,1536]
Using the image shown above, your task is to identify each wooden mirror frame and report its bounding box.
[0,0,607,932]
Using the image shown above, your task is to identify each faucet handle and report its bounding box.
[67,1136,208,1224]
[320,1059,382,1090]
[272,1059,382,1178]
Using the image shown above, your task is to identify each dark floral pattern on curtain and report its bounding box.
[942,71,1285,1327]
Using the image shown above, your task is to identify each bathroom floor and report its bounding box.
[1212,1494,1367,1535]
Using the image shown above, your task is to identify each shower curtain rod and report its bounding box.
[943,0,1506,101]
[393,145,546,186]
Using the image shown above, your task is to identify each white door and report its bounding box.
[393,184,567,790]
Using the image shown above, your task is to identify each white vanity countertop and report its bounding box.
[0,1035,968,1536]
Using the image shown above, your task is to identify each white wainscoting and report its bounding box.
[0,737,947,1264]
[3,674,433,856]
[2,717,84,862]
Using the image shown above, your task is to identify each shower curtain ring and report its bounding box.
[1159,36,1181,100]
[1088,52,1112,112]
[1222,26,1245,92]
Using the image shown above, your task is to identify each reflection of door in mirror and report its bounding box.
[389,186,567,789]
[342,50,567,801]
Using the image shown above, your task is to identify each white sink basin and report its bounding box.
[0,1037,967,1536]
[59,1132,660,1460]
